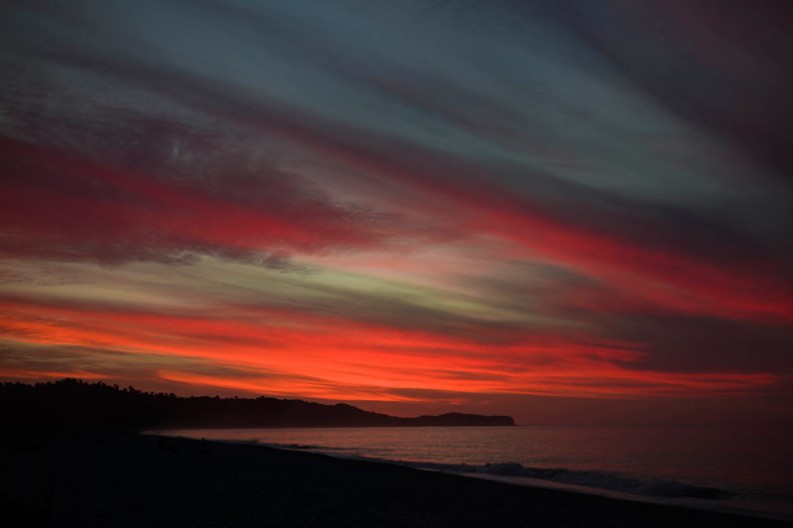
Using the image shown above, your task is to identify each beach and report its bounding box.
[2,431,789,528]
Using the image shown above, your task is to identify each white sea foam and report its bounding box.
[399,460,732,499]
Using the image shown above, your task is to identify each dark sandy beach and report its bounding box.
[1,431,789,528]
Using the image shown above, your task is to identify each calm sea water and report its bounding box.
[162,425,793,521]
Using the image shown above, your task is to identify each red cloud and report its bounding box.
[0,133,385,265]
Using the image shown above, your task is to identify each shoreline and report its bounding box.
[2,430,790,527]
[158,426,793,523]
[175,435,786,522]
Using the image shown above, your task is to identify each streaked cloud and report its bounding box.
[1,0,791,423]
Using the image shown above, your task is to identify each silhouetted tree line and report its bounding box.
[0,379,514,432]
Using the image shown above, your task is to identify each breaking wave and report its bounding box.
[401,461,734,500]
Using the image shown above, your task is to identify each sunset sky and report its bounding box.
[2,0,792,424]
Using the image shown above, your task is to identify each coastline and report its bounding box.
[2,431,789,528]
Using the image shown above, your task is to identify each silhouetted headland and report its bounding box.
[0,379,514,431]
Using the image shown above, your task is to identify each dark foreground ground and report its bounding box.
[1,431,789,528]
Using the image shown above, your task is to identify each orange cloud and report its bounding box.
[0,294,777,403]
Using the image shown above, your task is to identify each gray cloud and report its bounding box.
[611,315,793,375]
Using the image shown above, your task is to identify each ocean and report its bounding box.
[163,424,793,521]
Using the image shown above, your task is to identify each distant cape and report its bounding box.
[0,379,514,431]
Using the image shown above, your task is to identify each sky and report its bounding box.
[1,0,792,425]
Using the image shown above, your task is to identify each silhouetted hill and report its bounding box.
[0,379,514,431]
